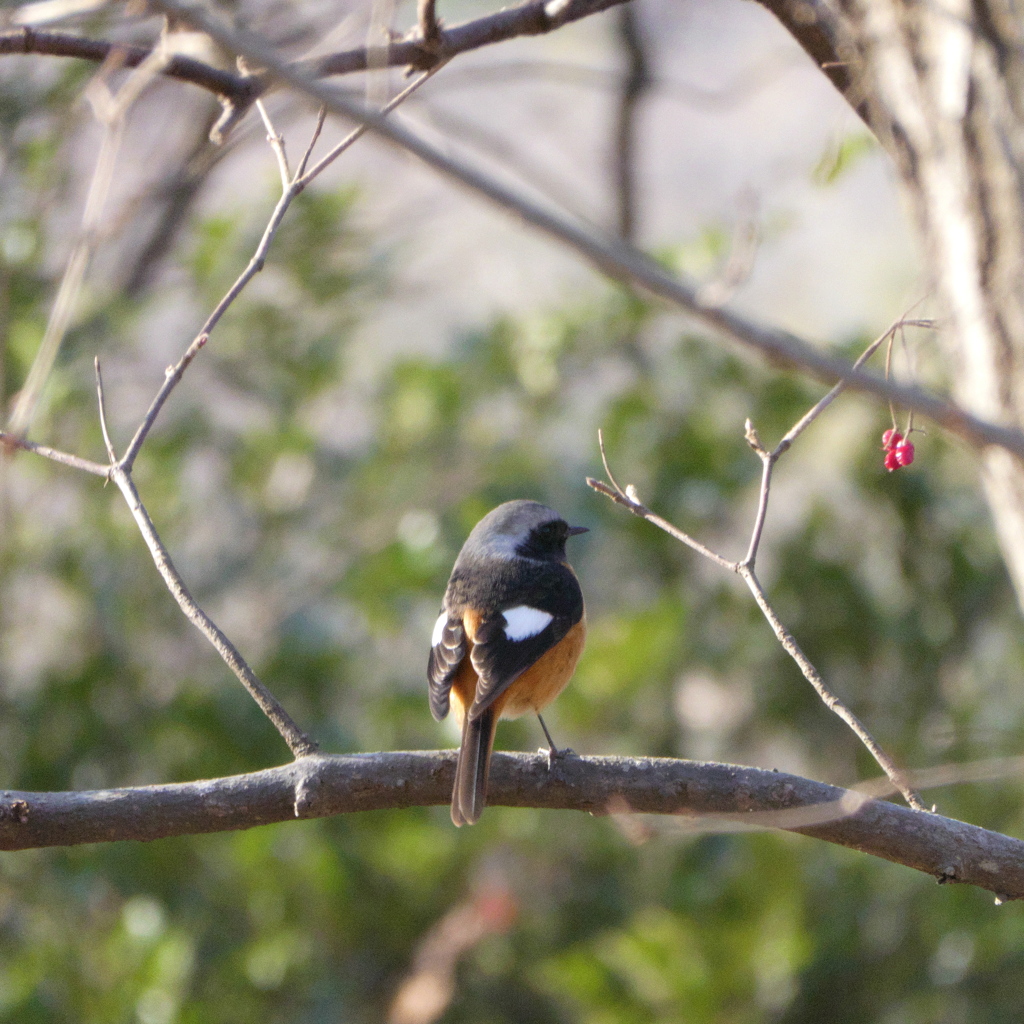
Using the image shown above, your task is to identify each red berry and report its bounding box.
[884,449,900,472]
[881,429,903,450]
[894,440,915,467]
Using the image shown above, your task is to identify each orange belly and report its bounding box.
[450,616,586,724]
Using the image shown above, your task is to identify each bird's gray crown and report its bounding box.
[459,500,562,561]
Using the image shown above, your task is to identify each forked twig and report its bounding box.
[122,66,441,473]
[3,60,447,758]
[589,317,935,812]
[742,317,933,568]
[296,61,447,187]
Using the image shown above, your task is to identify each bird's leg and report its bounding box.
[537,714,572,768]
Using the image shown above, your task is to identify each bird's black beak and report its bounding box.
[567,525,589,537]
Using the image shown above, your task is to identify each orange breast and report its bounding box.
[449,612,587,725]
[501,617,586,718]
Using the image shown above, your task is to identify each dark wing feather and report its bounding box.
[427,615,466,721]
[467,613,574,719]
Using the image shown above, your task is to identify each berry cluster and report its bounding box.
[882,429,914,472]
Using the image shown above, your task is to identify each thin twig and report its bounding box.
[588,473,925,810]
[295,106,326,180]
[255,95,290,189]
[741,436,773,567]
[782,318,933,455]
[8,59,444,760]
[11,330,314,757]
[597,429,626,497]
[745,317,934,565]
[121,333,207,472]
[586,478,738,571]
[740,324,927,808]
[781,326,892,454]
[296,61,446,188]
[122,65,440,473]
[94,357,116,464]
[740,565,925,810]
[107,465,318,757]
[0,432,110,477]
[886,325,898,430]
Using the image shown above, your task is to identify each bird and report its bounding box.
[428,500,588,826]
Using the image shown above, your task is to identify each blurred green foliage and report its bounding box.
[2,57,1024,1024]
[812,133,878,188]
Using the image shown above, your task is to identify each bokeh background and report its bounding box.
[1,0,1023,1021]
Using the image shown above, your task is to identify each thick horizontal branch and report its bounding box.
[1,0,632,107]
[308,0,630,76]
[0,26,256,100]
[1,752,1022,900]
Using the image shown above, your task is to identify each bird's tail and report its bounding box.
[451,706,498,826]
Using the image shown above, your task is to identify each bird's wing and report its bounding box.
[427,612,466,721]
[466,604,574,719]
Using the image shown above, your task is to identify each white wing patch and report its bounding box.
[502,606,553,642]
[431,612,448,647]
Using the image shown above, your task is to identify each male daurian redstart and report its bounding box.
[428,500,588,826]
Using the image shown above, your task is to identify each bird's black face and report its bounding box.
[517,518,588,560]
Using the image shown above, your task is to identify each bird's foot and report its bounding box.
[541,744,575,770]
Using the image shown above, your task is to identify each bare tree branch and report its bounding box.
[0,752,1019,900]
[0,27,254,99]
[0,0,634,108]
[0,431,110,476]
[591,320,932,811]
[121,332,207,472]
[143,0,1024,465]
[93,357,116,463]
[107,463,318,757]
[122,63,438,473]
[7,339,315,759]
[417,0,442,52]
[611,3,650,240]
[255,90,291,190]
